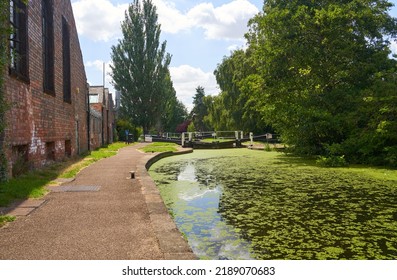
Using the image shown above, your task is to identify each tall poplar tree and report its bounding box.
[111,0,172,134]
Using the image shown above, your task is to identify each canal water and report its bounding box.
[149,149,397,260]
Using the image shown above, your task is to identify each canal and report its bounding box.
[149,149,397,260]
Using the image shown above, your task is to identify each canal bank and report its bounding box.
[0,143,195,260]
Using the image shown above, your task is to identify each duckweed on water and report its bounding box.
[149,149,397,260]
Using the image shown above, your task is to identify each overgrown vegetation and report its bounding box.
[0,142,130,207]
[140,142,178,153]
[0,215,15,227]
[0,1,11,182]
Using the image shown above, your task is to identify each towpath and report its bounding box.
[0,143,195,260]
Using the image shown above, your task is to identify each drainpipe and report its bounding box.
[102,63,105,146]
[87,83,91,151]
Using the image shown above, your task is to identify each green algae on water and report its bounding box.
[149,149,397,260]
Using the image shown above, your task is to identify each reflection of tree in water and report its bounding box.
[154,157,254,259]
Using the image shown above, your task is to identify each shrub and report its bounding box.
[316,155,348,167]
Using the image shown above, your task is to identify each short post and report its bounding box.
[130,171,135,179]
[182,133,185,147]
[250,132,254,146]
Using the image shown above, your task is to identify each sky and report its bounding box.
[71,0,397,110]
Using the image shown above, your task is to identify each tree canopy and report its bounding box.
[211,0,397,166]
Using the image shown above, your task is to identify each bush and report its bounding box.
[316,155,348,167]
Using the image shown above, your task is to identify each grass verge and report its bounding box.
[0,142,131,207]
[0,215,16,227]
[140,142,178,153]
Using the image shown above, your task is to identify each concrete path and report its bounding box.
[0,143,195,260]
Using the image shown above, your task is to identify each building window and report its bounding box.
[62,16,71,103]
[65,140,71,157]
[42,0,54,94]
[9,0,29,80]
[45,142,55,161]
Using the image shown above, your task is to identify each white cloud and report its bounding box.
[86,61,218,109]
[72,0,127,41]
[86,60,105,71]
[72,0,259,42]
[169,65,218,110]
[152,0,192,34]
[188,0,259,40]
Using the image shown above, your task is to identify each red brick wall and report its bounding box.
[3,0,88,175]
[89,107,102,151]
[89,86,116,147]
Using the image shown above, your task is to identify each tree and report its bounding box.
[245,0,397,163]
[111,0,172,134]
[202,94,231,131]
[157,71,188,132]
[214,49,270,133]
[191,86,209,131]
[163,98,188,132]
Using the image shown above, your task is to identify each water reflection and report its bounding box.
[177,162,196,182]
[164,160,254,260]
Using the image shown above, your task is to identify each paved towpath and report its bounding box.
[0,143,195,260]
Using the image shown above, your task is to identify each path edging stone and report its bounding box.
[138,148,197,260]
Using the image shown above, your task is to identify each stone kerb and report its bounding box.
[137,148,196,260]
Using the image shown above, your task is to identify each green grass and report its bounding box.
[0,215,16,227]
[59,142,131,178]
[140,142,178,153]
[0,142,131,207]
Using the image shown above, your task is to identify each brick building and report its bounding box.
[89,86,115,150]
[3,0,89,176]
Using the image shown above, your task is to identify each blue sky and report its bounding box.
[71,0,397,110]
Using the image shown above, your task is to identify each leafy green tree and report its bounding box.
[202,94,232,131]
[191,86,210,131]
[245,0,397,162]
[163,98,188,132]
[187,122,196,133]
[214,49,270,133]
[156,71,188,133]
[111,0,172,134]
